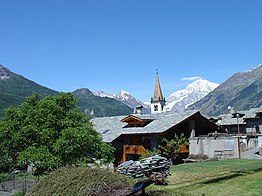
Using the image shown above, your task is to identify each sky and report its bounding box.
[1,0,262,102]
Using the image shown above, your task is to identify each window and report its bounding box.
[154,105,158,111]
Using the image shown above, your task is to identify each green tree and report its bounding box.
[0,93,114,176]
[159,133,188,165]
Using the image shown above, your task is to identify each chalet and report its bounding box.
[91,72,220,164]
[212,107,262,134]
[190,108,262,160]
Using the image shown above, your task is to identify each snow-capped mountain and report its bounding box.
[94,79,219,114]
[93,91,114,98]
[94,90,150,113]
[188,64,262,116]
[166,79,219,112]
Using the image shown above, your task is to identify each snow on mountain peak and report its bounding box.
[94,89,150,111]
[166,79,219,112]
[94,79,218,114]
[115,90,132,101]
[93,91,114,98]
[186,79,219,92]
[247,64,262,73]
[119,90,130,95]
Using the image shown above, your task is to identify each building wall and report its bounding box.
[258,134,262,147]
[259,125,262,134]
[190,135,261,159]
[189,137,235,158]
[150,101,166,114]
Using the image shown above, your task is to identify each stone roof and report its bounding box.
[216,114,246,126]
[91,110,199,142]
[91,115,126,143]
[214,107,262,126]
[243,107,262,119]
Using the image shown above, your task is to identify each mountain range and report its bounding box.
[93,90,151,113]
[94,79,219,113]
[73,88,132,117]
[1,64,262,118]
[0,65,132,117]
[0,65,58,116]
[188,64,262,116]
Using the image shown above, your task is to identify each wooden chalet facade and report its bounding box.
[92,111,220,165]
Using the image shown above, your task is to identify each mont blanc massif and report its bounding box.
[0,64,262,117]
[93,79,219,113]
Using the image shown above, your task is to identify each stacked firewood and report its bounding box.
[117,155,170,180]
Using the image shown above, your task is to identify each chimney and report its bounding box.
[134,105,143,115]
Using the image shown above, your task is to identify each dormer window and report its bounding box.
[121,115,153,128]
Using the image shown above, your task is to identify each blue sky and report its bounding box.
[1,0,262,101]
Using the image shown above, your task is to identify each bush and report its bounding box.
[27,166,135,196]
[0,173,12,182]
[13,191,26,196]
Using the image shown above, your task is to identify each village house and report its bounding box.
[91,72,221,165]
[190,107,262,159]
[213,107,262,135]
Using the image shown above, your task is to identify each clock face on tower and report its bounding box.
[154,104,158,111]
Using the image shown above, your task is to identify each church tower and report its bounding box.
[151,70,166,114]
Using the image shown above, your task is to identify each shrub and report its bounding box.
[27,166,135,196]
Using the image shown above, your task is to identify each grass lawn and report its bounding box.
[149,159,262,196]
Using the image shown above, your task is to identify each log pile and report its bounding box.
[117,155,170,180]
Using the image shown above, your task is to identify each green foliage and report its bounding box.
[12,191,26,196]
[0,173,12,182]
[27,167,135,196]
[0,93,114,176]
[159,133,188,164]
[140,148,161,159]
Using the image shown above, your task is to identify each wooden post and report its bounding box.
[142,187,145,196]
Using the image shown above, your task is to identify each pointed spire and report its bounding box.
[153,70,164,101]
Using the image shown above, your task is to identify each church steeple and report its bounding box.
[153,70,164,101]
[151,70,166,114]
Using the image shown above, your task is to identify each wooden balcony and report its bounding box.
[121,145,147,163]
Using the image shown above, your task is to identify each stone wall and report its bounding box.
[189,136,235,159]
[189,135,261,159]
